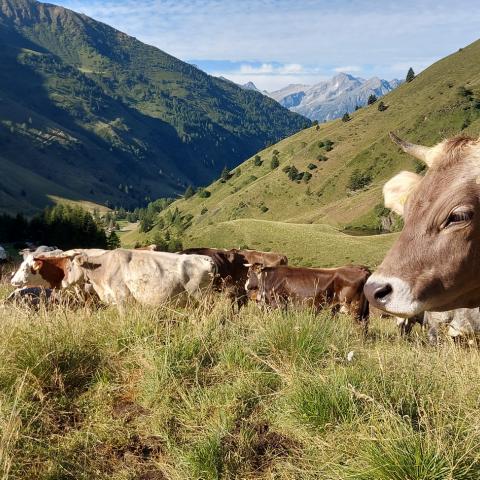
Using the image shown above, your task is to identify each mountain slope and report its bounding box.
[0,0,307,214]
[267,74,399,121]
[131,38,480,266]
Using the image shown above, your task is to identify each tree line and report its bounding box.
[0,204,114,250]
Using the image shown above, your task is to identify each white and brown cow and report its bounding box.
[61,248,216,307]
[365,132,480,316]
[11,248,105,288]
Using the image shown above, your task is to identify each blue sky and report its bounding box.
[54,0,480,91]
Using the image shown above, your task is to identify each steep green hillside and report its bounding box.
[0,0,307,214]
[137,38,480,262]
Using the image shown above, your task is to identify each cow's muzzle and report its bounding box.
[364,274,424,317]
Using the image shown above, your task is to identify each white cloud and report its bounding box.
[216,73,329,92]
[333,65,362,73]
[237,63,305,75]
[55,0,480,90]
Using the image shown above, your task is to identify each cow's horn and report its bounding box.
[244,263,253,267]
[389,132,433,166]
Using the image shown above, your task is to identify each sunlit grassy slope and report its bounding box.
[2,287,480,479]
[136,38,480,258]
[121,219,397,268]
[0,0,306,214]
[185,220,397,267]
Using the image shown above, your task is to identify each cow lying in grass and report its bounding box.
[245,263,370,325]
[11,248,105,289]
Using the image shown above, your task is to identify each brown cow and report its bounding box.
[364,132,480,317]
[180,248,288,309]
[237,249,288,267]
[246,263,370,324]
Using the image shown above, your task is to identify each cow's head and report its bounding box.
[365,132,480,317]
[11,255,51,288]
[61,253,89,288]
[245,263,265,301]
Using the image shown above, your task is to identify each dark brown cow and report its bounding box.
[246,264,370,324]
[365,133,480,316]
[180,248,288,309]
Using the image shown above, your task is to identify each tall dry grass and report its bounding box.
[0,286,479,479]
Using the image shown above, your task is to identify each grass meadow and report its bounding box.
[1,282,480,479]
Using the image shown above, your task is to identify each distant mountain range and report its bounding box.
[240,73,401,121]
[0,0,308,214]
[148,37,480,257]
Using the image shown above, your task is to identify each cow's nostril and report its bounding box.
[374,283,393,302]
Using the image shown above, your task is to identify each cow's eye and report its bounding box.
[444,209,473,228]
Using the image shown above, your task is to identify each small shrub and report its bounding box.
[367,94,377,105]
[271,156,280,169]
[303,172,312,182]
[260,205,269,213]
[377,101,388,112]
[307,163,317,170]
[324,139,334,151]
[254,155,262,166]
[287,166,299,181]
[457,86,473,98]
[348,169,372,190]
[461,118,471,130]
[200,207,208,215]
[342,113,351,122]
[282,165,291,173]
[316,154,328,162]
[198,188,211,198]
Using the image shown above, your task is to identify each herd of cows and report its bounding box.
[0,241,479,345]
[2,132,480,345]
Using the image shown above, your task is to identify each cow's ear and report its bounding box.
[73,253,88,266]
[32,259,43,271]
[383,171,423,216]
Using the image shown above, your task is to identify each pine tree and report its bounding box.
[220,166,230,182]
[184,185,194,199]
[288,165,299,181]
[107,231,121,249]
[367,94,377,105]
[342,112,351,122]
[406,67,415,82]
[270,156,279,169]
